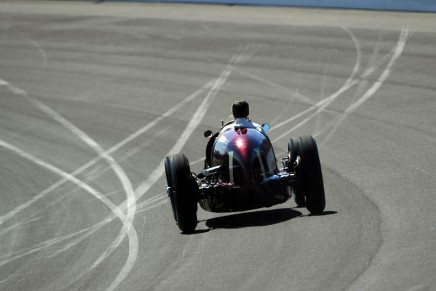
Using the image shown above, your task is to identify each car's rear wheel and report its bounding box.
[164,153,198,233]
[296,136,325,214]
[164,156,177,222]
[288,138,305,207]
[287,138,298,167]
[293,184,306,208]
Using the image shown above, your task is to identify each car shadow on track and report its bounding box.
[307,210,337,217]
[204,208,302,230]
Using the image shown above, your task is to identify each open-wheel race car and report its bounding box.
[164,117,326,233]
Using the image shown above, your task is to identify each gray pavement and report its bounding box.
[0,2,435,290]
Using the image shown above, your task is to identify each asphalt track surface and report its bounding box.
[0,2,435,290]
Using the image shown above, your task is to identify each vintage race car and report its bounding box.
[164,117,325,233]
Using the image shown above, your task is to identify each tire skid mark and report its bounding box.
[2,46,248,288]
[0,216,44,237]
[270,27,363,143]
[0,76,211,289]
[272,28,407,269]
[232,66,315,106]
[317,27,409,143]
[270,27,362,133]
[0,193,168,266]
[0,222,105,266]
[84,126,171,182]
[272,27,408,143]
[125,49,252,290]
[0,140,127,266]
[132,47,248,203]
[136,198,168,214]
[106,48,249,291]
[62,47,249,290]
[337,28,408,120]
[28,37,48,68]
[20,95,139,289]
[0,78,214,226]
[0,77,212,270]
[0,77,208,289]
[317,28,408,289]
[0,196,168,271]
[136,192,167,208]
[0,76,140,288]
[77,128,170,201]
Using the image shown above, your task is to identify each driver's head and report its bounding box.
[232,101,249,119]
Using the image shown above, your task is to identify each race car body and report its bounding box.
[200,126,289,212]
[164,118,325,233]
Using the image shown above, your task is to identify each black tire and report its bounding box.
[296,136,325,214]
[164,156,177,222]
[165,154,198,233]
[288,138,305,207]
[293,185,306,208]
[287,138,298,168]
